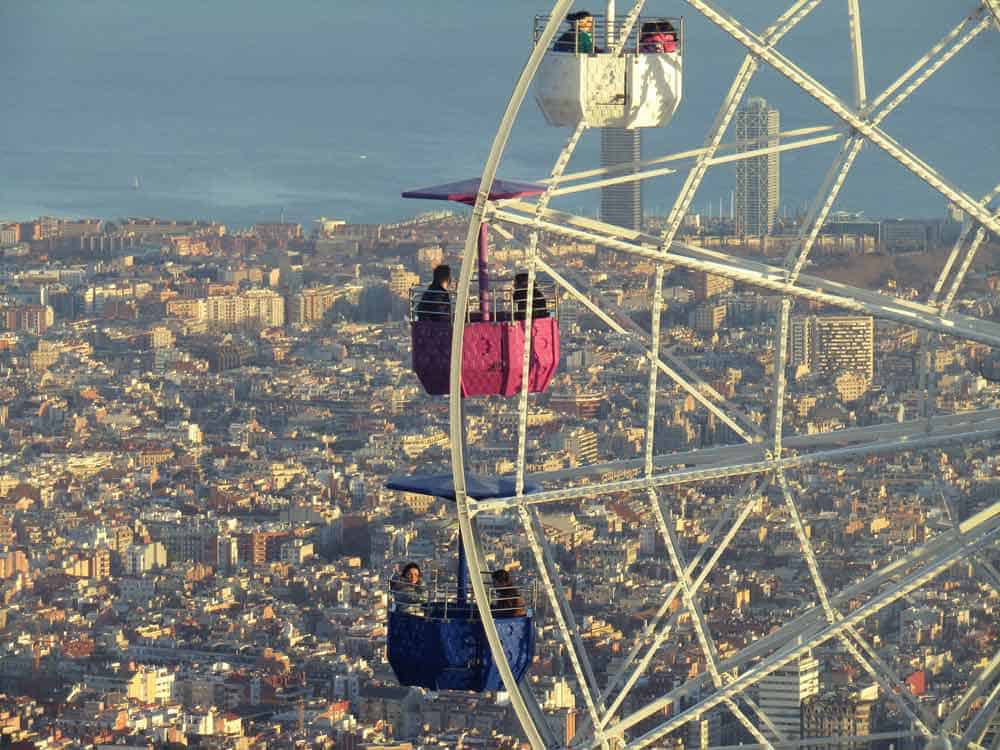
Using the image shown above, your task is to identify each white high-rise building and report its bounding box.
[601,128,642,230]
[790,315,875,380]
[736,97,780,237]
[789,315,813,369]
[757,652,820,740]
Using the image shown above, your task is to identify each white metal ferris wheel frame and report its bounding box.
[444,3,1000,750]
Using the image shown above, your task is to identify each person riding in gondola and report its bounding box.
[416,265,453,322]
[491,568,527,617]
[639,20,677,53]
[554,10,599,54]
[391,562,428,615]
[513,272,550,321]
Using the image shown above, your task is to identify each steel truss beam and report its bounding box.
[703,732,919,750]
[529,408,1000,484]
[536,258,759,443]
[656,0,824,256]
[846,0,866,109]
[586,499,1000,747]
[942,648,1000,734]
[492,206,1000,349]
[519,504,606,741]
[983,0,1000,30]
[472,422,1000,514]
[683,0,1000,239]
[538,126,834,187]
[615,497,1000,738]
[649,485,782,748]
[960,680,1000,750]
[776,472,935,735]
[545,130,842,198]
[782,0,987,283]
[610,505,1000,749]
[867,6,990,116]
[447,5,575,750]
[515,120,586,496]
[596,478,766,730]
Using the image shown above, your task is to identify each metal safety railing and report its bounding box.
[388,571,538,620]
[533,14,684,56]
[408,280,559,324]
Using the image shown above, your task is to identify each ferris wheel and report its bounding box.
[391,2,1000,750]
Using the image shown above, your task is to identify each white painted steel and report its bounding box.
[448,6,575,750]
[535,257,759,442]
[493,207,1000,348]
[450,2,1000,749]
[545,130,842,198]
[539,125,834,186]
[473,423,1000,514]
[846,0,866,109]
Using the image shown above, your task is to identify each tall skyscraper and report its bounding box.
[735,97,780,237]
[601,128,642,230]
[757,652,820,741]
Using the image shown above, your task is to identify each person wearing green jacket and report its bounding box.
[554,10,596,54]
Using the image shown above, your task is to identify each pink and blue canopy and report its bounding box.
[402,177,544,206]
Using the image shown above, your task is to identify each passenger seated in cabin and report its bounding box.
[416,265,453,321]
[491,569,527,617]
[513,272,550,321]
[554,11,598,54]
[391,562,428,615]
[639,20,677,53]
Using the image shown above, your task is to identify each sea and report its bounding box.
[1,1,998,230]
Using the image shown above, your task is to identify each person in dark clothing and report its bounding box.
[513,272,550,321]
[554,10,597,54]
[491,569,527,617]
[390,562,428,615]
[416,264,453,321]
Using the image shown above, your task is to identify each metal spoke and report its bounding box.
[846,0,866,109]
[540,126,835,187]
[649,485,782,749]
[518,504,606,740]
[448,5,575,748]
[612,507,1000,749]
[775,472,935,735]
[546,130,842,198]
[931,183,1000,310]
[536,258,759,443]
[869,7,990,124]
[659,0,824,253]
[599,478,767,727]
[613,497,1000,743]
[495,207,1000,348]
[516,120,587,501]
[959,681,1000,750]
[684,0,1000,238]
[576,497,1000,749]
[473,423,1000,514]
[941,648,1000,734]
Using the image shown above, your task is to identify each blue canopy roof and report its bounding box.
[385,472,541,500]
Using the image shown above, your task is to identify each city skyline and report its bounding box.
[1,2,999,749]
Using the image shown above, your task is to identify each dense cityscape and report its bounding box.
[3,2,1000,749]
[0,175,997,748]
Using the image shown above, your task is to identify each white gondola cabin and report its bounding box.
[533,14,683,129]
